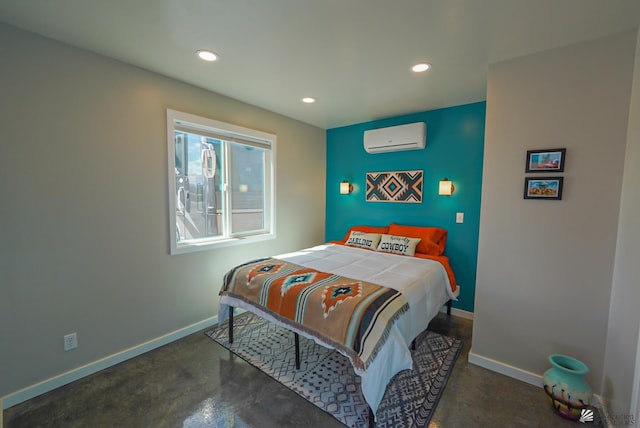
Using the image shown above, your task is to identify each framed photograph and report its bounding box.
[524,177,564,200]
[525,148,566,173]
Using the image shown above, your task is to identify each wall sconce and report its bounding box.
[340,181,353,194]
[439,178,455,196]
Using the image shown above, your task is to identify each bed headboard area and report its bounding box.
[325,102,486,313]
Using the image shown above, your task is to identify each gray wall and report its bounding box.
[472,30,637,393]
[0,24,326,397]
[603,30,640,416]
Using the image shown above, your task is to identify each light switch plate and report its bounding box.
[456,212,464,223]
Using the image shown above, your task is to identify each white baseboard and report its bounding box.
[439,306,474,320]
[468,350,605,414]
[2,316,218,410]
[468,349,542,386]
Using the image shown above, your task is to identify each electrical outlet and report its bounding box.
[64,333,77,351]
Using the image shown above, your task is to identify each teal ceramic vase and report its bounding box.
[542,354,593,420]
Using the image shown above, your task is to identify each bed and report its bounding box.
[218,223,458,423]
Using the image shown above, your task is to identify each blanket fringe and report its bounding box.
[358,302,410,371]
[220,258,411,373]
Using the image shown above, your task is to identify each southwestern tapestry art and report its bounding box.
[366,170,423,203]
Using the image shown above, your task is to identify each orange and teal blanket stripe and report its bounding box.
[220,257,409,370]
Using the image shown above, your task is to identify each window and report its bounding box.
[167,109,275,254]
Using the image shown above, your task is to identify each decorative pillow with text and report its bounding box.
[376,234,421,256]
[345,231,382,250]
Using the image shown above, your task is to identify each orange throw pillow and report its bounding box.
[387,223,447,255]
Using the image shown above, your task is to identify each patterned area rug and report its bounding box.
[205,313,462,428]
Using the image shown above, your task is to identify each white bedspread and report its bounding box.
[219,243,458,417]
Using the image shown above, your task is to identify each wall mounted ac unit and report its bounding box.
[363,122,426,154]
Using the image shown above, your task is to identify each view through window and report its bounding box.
[167,110,275,254]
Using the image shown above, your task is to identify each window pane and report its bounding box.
[175,131,223,242]
[168,108,275,254]
[230,142,265,234]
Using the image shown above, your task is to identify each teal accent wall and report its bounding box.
[325,102,485,312]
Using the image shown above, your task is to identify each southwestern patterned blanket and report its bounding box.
[220,257,409,371]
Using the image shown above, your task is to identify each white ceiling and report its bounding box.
[1,0,639,129]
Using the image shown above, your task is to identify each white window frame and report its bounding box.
[167,109,276,255]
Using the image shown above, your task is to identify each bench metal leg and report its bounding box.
[294,333,300,369]
[447,299,452,315]
[229,306,234,344]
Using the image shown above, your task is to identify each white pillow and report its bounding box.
[345,231,382,250]
[376,234,421,256]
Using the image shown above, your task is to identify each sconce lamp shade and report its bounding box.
[340,181,353,194]
[439,178,455,196]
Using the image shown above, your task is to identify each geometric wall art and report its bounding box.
[366,170,423,203]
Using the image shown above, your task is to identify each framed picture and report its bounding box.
[524,177,564,200]
[365,170,423,203]
[525,148,566,173]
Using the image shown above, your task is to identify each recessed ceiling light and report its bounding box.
[196,50,218,62]
[302,97,316,104]
[412,63,431,73]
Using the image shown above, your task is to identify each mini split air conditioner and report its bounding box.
[363,122,426,154]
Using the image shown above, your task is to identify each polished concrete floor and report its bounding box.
[4,313,584,427]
